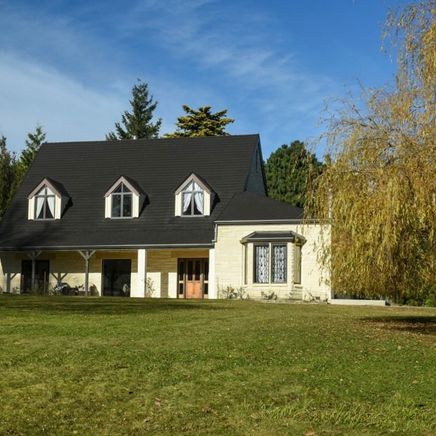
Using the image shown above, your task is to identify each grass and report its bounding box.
[0,296,435,435]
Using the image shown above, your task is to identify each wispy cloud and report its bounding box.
[0,0,339,155]
[0,52,125,150]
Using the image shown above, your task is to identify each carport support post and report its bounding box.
[27,251,41,293]
[78,250,96,296]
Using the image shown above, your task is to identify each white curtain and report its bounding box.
[36,197,45,218]
[182,192,192,213]
[194,192,204,214]
[47,196,55,217]
[255,245,269,283]
[272,245,287,283]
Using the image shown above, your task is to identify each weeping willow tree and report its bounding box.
[307,1,435,304]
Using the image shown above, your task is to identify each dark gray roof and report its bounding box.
[241,231,306,244]
[216,192,304,222]
[0,135,262,250]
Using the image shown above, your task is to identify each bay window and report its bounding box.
[254,243,287,284]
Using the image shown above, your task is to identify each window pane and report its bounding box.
[194,260,201,280]
[187,260,193,281]
[112,194,121,217]
[46,196,55,218]
[204,260,209,281]
[36,196,45,219]
[178,261,185,281]
[114,184,123,193]
[182,192,192,215]
[272,245,287,283]
[122,194,132,217]
[255,245,269,283]
[193,192,203,215]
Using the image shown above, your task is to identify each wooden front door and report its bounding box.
[178,259,208,299]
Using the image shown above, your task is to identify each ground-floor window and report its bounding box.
[254,243,287,284]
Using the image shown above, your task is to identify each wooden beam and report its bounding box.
[5,272,18,293]
[50,272,68,285]
[78,250,96,296]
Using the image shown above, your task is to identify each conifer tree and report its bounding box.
[19,125,46,169]
[166,105,234,137]
[0,136,17,219]
[265,140,323,208]
[107,80,161,140]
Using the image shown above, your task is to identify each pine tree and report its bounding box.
[19,125,46,169]
[107,80,161,140]
[166,105,234,137]
[0,136,17,219]
[265,140,323,208]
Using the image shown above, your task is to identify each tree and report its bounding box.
[307,0,435,304]
[165,105,234,137]
[0,136,17,219]
[265,140,323,208]
[19,125,46,170]
[107,80,161,140]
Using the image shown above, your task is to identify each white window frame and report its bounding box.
[110,183,133,219]
[104,176,142,219]
[28,179,63,220]
[34,186,56,220]
[174,174,212,217]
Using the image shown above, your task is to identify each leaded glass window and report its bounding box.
[182,181,204,216]
[111,183,132,218]
[255,245,269,283]
[272,244,287,283]
[34,186,55,220]
[254,243,288,284]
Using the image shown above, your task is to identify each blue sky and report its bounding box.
[0,0,407,158]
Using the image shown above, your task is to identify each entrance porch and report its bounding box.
[0,248,216,299]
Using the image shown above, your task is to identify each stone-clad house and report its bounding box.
[0,134,330,300]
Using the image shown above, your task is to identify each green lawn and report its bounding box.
[0,296,435,435]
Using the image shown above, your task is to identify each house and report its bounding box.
[0,135,330,300]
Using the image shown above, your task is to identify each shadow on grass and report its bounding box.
[362,315,436,335]
[0,295,228,316]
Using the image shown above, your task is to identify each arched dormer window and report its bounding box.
[104,176,144,219]
[182,181,204,216]
[28,178,69,220]
[175,174,213,217]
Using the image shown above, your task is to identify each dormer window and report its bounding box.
[35,186,56,220]
[28,178,68,221]
[182,181,204,216]
[175,173,214,217]
[111,183,132,218]
[104,176,144,219]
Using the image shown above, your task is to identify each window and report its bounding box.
[294,245,302,284]
[181,181,204,216]
[34,186,56,220]
[111,183,132,218]
[254,243,287,284]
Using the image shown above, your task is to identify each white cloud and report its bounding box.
[0,52,125,151]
